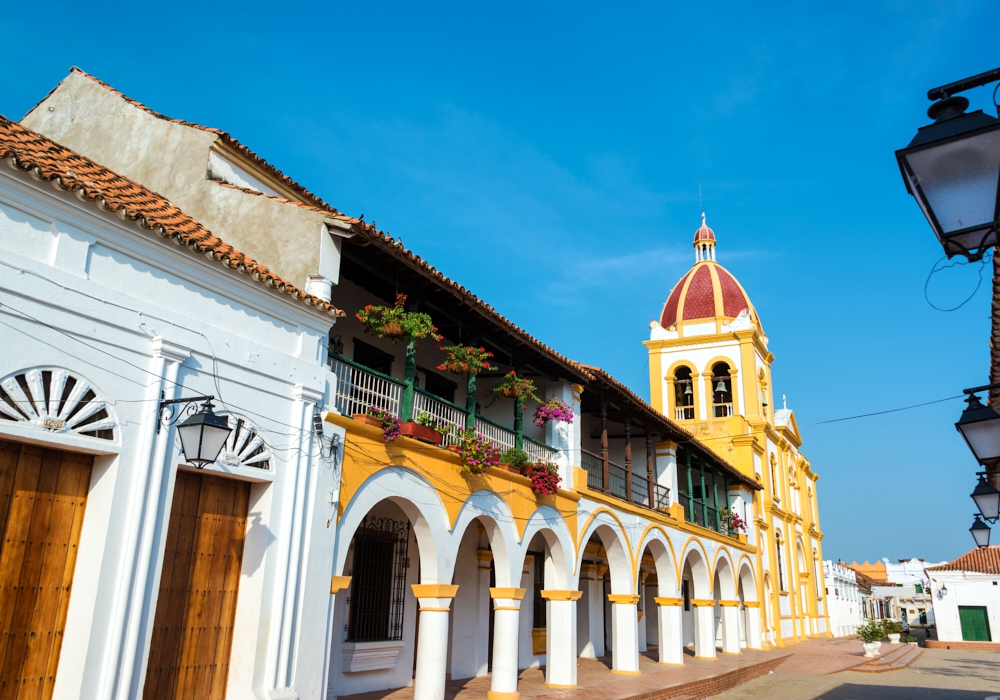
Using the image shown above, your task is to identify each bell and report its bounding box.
[683,383,693,396]
[715,380,727,394]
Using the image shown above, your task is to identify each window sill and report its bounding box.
[342,640,405,673]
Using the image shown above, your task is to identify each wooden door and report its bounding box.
[959,605,992,642]
[0,439,93,700]
[143,471,250,700]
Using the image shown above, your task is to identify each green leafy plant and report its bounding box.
[356,293,442,343]
[500,448,532,468]
[491,371,540,404]
[881,619,903,635]
[902,634,917,643]
[416,412,453,438]
[437,344,495,375]
[857,620,885,643]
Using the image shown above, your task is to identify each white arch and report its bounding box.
[680,542,712,599]
[335,467,452,583]
[636,528,679,596]
[447,490,521,588]
[518,506,575,590]
[713,550,737,600]
[576,514,632,594]
[737,560,758,603]
[0,366,119,442]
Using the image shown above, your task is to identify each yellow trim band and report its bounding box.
[487,692,519,700]
[608,594,641,605]
[490,587,526,600]
[655,597,683,606]
[540,590,583,601]
[411,584,459,599]
[330,575,352,594]
[419,607,451,612]
[610,669,642,675]
[718,601,740,607]
[691,599,717,607]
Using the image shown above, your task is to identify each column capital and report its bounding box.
[718,600,740,607]
[489,587,526,600]
[477,548,494,562]
[540,589,582,601]
[743,601,761,608]
[691,599,717,607]
[411,584,459,599]
[151,337,189,364]
[580,563,601,579]
[330,575,352,594]
[654,597,683,606]
[607,594,641,605]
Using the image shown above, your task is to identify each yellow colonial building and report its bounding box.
[646,215,828,647]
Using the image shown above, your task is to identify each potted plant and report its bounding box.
[857,620,884,657]
[720,508,747,539]
[498,448,531,474]
[356,293,441,343]
[437,344,495,376]
[458,431,501,474]
[524,462,561,495]
[532,397,574,427]
[491,371,540,403]
[882,619,903,644]
[399,412,445,446]
[358,406,401,443]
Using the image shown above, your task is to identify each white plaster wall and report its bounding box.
[0,167,340,700]
[929,572,1000,642]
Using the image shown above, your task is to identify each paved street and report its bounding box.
[710,648,1000,699]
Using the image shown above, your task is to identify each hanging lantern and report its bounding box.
[176,400,233,468]
[971,514,992,548]
[971,473,1000,522]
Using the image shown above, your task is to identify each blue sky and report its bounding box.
[4,1,999,563]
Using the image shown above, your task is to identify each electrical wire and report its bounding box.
[923,250,991,312]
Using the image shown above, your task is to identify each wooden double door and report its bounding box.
[143,471,250,700]
[0,439,93,700]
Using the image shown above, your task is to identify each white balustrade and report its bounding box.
[413,391,468,445]
[329,357,404,418]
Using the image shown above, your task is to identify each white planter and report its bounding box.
[862,641,882,658]
[888,633,901,644]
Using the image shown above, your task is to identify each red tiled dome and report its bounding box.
[694,221,716,242]
[660,262,760,329]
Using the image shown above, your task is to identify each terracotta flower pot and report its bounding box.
[399,421,442,446]
[445,361,467,374]
[446,445,462,454]
[500,386,519,398]
[495,463,523,475]
[381,321,404,338]
[353,413,382,428]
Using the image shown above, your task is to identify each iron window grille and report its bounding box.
[346,516,410,642]
[530,550,546,629]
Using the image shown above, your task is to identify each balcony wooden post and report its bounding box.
[401,336,417,422]
[646,435,655,509]
[514,392,524,451]
[712,470,721,532]
[601,401,609,493]
[685,452,694,522]
[465,372,477,430]
[624,417,633,502]
[698,458,707,528]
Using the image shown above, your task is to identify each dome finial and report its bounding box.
[693,212,716,262]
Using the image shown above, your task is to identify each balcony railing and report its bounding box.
[674,406,695,421]
[678,492,723,533]
[713,403,734,418]
[580,449,671,513]
[330,355,405,418]
[331,354,559,460]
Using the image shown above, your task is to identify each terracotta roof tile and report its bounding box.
[0,115,343,317]
[926,546,1000,575]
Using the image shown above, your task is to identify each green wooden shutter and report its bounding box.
[959,606,992,642]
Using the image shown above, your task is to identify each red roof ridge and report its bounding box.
[0,115,343,318]
[926,546,1000,575]
[60,67,346,218]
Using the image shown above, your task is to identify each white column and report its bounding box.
[489,588,525,700]
[608,594,641,675]
[412,585,459,700]
[541,590,581,688]
[693,601,717,659]
[477,550,494,677]
[654,598,684,665]
[546,381,582,487]
[720,602,741,654]
[577,564,604,658]
[745,604,762,649]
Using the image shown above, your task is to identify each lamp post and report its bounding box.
[159,395,232,468]
[898,68,1000,549]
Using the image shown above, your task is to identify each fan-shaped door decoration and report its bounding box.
[0,368,116,440]
[217,415,271,470]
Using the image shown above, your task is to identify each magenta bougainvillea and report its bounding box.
[532,397,574,427]
[367,406,401,442]
[721,507,747,537]
[524,462,561,495]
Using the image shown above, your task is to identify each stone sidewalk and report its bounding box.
[339,648,790,700]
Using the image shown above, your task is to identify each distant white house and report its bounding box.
[928,547,1000,646]
[871,585,934,627]
[823,561,862,637]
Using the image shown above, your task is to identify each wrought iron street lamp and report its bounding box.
[971,472,1000,523]
[896,67,1000,261]
[159,396,232,468]
[956,385,1000,466]
[971,514,992,548]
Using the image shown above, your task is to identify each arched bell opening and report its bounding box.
[673,366,695,421]
[711,362,733,418]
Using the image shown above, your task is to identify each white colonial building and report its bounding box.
[823,561,862,637]
[0,116,345,700]
[928,547,1000,646]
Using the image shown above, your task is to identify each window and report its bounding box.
[418,366,457,403]
[711,362,733,417]
[530,551,546,629]
[674,366,695,420]
[347,516,410,642]
[683,579,691,611]
[775,532,786,591]
[353,338,394,376]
